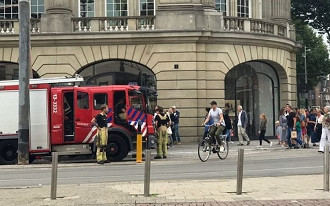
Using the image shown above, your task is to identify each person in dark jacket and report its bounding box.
[224,103,233,143]
[258,114,272,147]
[170,106,181,144]
[237,105,251,146]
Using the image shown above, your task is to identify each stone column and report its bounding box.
[156,0,221,31]
[271,0,291,22]
[41,0,75,33]
[228,0,237,17]
[262,0,271,20]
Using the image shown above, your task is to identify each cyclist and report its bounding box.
[202,101,226,150]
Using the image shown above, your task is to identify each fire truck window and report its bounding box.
[77,92,89,109]
[130,96,143,111]
[94,93,108,110]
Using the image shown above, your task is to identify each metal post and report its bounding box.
[144,149,151,197]
[236,148,244,195]
[18,0,31,165]
[304,45,308,84]
[51,152,59,200]
[324,145,329,192]
[136,120,142,163]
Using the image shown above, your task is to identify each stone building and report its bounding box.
[0,0,298,140]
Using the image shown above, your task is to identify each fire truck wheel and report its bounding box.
[106,134,128,162]
[0,140,18,165]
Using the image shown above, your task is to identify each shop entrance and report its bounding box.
[225,61,280,138]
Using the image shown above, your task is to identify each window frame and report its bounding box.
[79,0,95,18]
[139,0,155,16]
[77,91,90,110]
[105,0,129,17]
[0,0,45,19]
[215,0,227,16]
[237,0,250,18]
[31,0,45,19]
[93,93,108,110]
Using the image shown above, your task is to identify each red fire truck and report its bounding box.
[0,75,157,164]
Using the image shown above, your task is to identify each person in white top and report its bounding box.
[319,106,330,153]
[203,101,226,149]
[237,105,251,146]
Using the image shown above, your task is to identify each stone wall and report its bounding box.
[0,31,296,142]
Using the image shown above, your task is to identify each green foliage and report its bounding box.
[295,20,330,88]
[292,0,330,44]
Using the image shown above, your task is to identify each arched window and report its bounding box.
[237,0,249,18]
[0,62,39,80]
[106,0,128,17]
[215,0,227,16]
[78,60,156,90]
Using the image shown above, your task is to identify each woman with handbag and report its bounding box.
[314,109,324,148]
[319,106,330,153]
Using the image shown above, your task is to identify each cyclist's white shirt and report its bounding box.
[209,108,225,126]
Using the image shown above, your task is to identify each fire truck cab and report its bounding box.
[0,76,157,164]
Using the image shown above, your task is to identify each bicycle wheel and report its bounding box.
[217,140,229,160]
[198,139,211,162]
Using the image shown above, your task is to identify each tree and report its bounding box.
[292,0,330,43]
[295,20,330,89]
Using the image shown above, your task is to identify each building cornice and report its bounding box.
[0,30,298,53]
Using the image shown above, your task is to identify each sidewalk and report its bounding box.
[1,174,329,206]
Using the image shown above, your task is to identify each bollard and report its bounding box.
[236,148,244,195]
[51,152,58,200]
[136,121,143,163]
[144,149,151,197]
[324,145,329,192]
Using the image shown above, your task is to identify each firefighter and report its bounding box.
[154,106,170,159]
[91,104,110,164]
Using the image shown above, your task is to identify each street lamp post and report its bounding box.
[304,45,308,84]
[18,0,31,165]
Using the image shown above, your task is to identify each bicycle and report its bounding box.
[198,125,229,162]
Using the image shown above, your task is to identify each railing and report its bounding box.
[0,15,290,39]
[224,17,245,31]
[72,16,155,32]
[0,19,40,34]
[223,17,288,38]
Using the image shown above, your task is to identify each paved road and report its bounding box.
[0,142,324,188]
[137,200,330,206]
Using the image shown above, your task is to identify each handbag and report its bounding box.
[291,131,297,139]
[167,126,172,135]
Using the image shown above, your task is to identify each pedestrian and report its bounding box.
[171,106,181,145]
[154,105,159,119]
[203,101,226,151]
[165,109,173,148]
[154,107,170,159]
[313,109,323,146]
[275,121,282,145]
[91,104,110,164]
[294,115,305,148]
[224,103,233,143]
[286,105,296,149]
[203,107,213,139]
[307,108,317,147]
[257,114,272,147]
[279,107,288,147]
[236,105,251,146]
[299,109,307,144]
[319,106,330,153]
